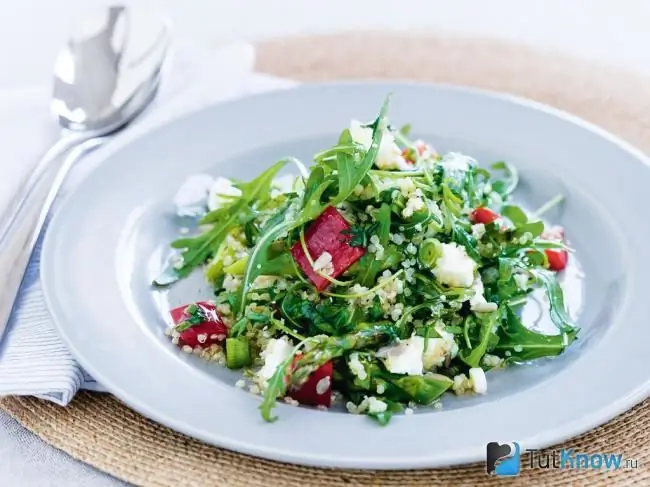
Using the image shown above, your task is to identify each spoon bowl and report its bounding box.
[0,5,170,338]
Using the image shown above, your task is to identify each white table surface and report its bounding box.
[2,1,650,485]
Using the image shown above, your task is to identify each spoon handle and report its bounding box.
[0,134,106,339]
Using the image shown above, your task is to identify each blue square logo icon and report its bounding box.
[486,442,521,476]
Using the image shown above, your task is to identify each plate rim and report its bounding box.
[41,80,650,469]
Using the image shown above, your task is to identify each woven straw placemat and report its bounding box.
[2,33,650,486]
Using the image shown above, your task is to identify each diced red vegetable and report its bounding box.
[546,249,568,271]
[542,226,569,271]
[401,140,435,164]
[288,358,333,407]
[290,206,366,291]
[471,207,500,225]
[170,301,228,349]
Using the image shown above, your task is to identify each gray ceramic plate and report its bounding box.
[41,82,650,469]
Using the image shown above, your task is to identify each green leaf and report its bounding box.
[516,220,545,239]
[166,210,242,279]
[367,409,393,426]
[391,374,453,405]
[233,159,291,206]
[330,94,391,206]
[490,161,519,197]
[360,203,391,286]
[258,253,300,277]
[501,205,528,228]
[494,306,577,362]
[234,221,293,316]
[459,310,499,368]
[528,268,579,334]
[454,226,482,263]
[259,351,296,422]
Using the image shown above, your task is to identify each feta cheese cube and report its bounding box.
[431,242,477,288]
[207,177,242,211]
[469,276,498,313]
[423,326,459,369]
[258,337,293,380]
[377,336,424,375]
[469,367,488,394]
[471,223,486,240]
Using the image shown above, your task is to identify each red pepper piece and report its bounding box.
[290,206,366,291]
[471,207,500,224]
[170,301,228,349]
[401,141,434,164]
[542,226,569,271]
[288,359,333,407]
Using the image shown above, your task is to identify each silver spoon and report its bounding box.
[0,5,170,337]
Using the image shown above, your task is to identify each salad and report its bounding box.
[154,95,578,425]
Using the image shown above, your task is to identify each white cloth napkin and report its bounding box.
[0,41,297,406]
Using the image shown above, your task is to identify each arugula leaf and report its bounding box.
[453,226,482,263]
[391,374,453,405]
[359,204,392,286]
[515,220,545,238]
[231,159,291,208]
[201,159,289,224]
[341,222,379,248]
[330,94,391,206]
[494,306,577,362]
[258,351,297,422]
[234,221,292,316]
[459,310,499,368]
[501,204,528,228]
[165,210,243,279]
[528,268,579,334]
[490,161,519,197]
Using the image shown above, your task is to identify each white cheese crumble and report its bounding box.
[223,274,243,292]
[258,337,293,380]
[367,396,388,414]
[482,354,504,368]
[469,367,488,394]
[431,242,477,288]
[514,273,529,290]
[312,251,334,276]
[471,223,486,240]
[452,373,473,395]
[349,119,413,171]
[348,352,368,380]
[207,177,242,211]
[368,235,385,260]
[173,174,214,216]
[422,325,459,369]
[469,276,498,313]
[377,335,424,376]
[402,195,426,218]
[438,152,476,173]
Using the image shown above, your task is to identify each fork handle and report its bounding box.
[0,134,104,339]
